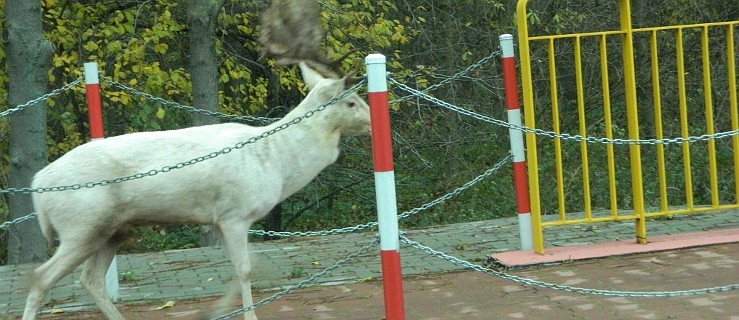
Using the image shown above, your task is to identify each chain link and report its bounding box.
[390,78,739,145]
[248,221,378,237]
[248,152,512,238]
[3,149,502,235]
[6,57,734,305]
[0,80,366,196]
[1,75,507,239]
[0,213,38,231]
[398,153,512,221]
[392,50,501,105]
[209,237,379,320]
[0,78,83,118]
[101,76,279,124]
[400,235,739,297]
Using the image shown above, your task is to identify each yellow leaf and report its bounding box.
[50,309,64,314]
[83,41,99,51]
[154,300,176,310]
[53,57,65,67]
[358,276,374,282]
[156,108,166,119]
[154,43,168,54]
[120,94,130,106]
[311,261,320,266]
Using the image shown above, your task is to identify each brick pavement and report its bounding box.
[1,209,738,318]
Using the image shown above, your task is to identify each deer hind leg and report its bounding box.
[22,241,99,320]
[219,221,258,320]
[80,231,126,320]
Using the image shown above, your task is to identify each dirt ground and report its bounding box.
[19,242,739,320]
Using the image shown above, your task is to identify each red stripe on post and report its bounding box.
[502,57,520,111]
[369,91,394,172]
[380,250,405,320]
[85,83,104,139]
[512,161,531,214]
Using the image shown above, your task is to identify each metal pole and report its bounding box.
[499,34,533,251]
[365,53,406,320]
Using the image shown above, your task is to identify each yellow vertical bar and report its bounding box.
[548,39,566,221]
[516,0,545,254]
[676,28,694,210]
[600,34,618,218]
[728,25,739,204]
[574,36,592,220]
[619,0,647,244]
[650,30,669,212]
[701,26,719,207]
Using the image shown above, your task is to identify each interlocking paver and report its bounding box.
[1,209,738,318]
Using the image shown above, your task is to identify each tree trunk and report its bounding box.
[5,0,54,264]
[186,0,223,247]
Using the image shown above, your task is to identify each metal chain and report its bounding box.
[0,213,38,231]
[392,50,502,105]
[0,80,366,196]
[400,235,739,297]
[248,152,512,238]
[0,152,505,236]
[209,237,379,320]
[101,76,278,124]
[398,153,512,221]
[2,133,508,241]
[248,221,378,238]
[390,78,739,146]
[0,78,83,118]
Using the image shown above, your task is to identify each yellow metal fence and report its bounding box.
[516,0,739,253]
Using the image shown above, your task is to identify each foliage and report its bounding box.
[121,225,200,253]
[1,0,738,259]
[0,0,421,257]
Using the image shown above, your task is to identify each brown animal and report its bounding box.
[258,0,358,79]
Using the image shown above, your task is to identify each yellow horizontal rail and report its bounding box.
[541,204,739,227]
[528,21,738,41]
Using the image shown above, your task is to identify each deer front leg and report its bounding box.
[219,221,258,320]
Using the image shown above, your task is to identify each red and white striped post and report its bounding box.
[365,54,406,320]
[84,62,104,140]
[499,34,533,251]
[83,62,120,301]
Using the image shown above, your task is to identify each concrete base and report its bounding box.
[490,227,739,268]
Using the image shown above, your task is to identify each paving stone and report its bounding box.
[1,210,738,317]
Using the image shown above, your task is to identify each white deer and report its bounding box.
[21,61,370,320]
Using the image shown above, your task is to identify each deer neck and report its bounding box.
[272,102,342,151]
[265,108,342,199]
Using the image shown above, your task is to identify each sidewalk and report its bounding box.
[1,210,738,317]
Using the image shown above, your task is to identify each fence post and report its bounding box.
[83,61,120,301]
[365,54,406,320]
[499,34,534,251]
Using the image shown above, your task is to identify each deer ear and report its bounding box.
[299,61,326,90]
